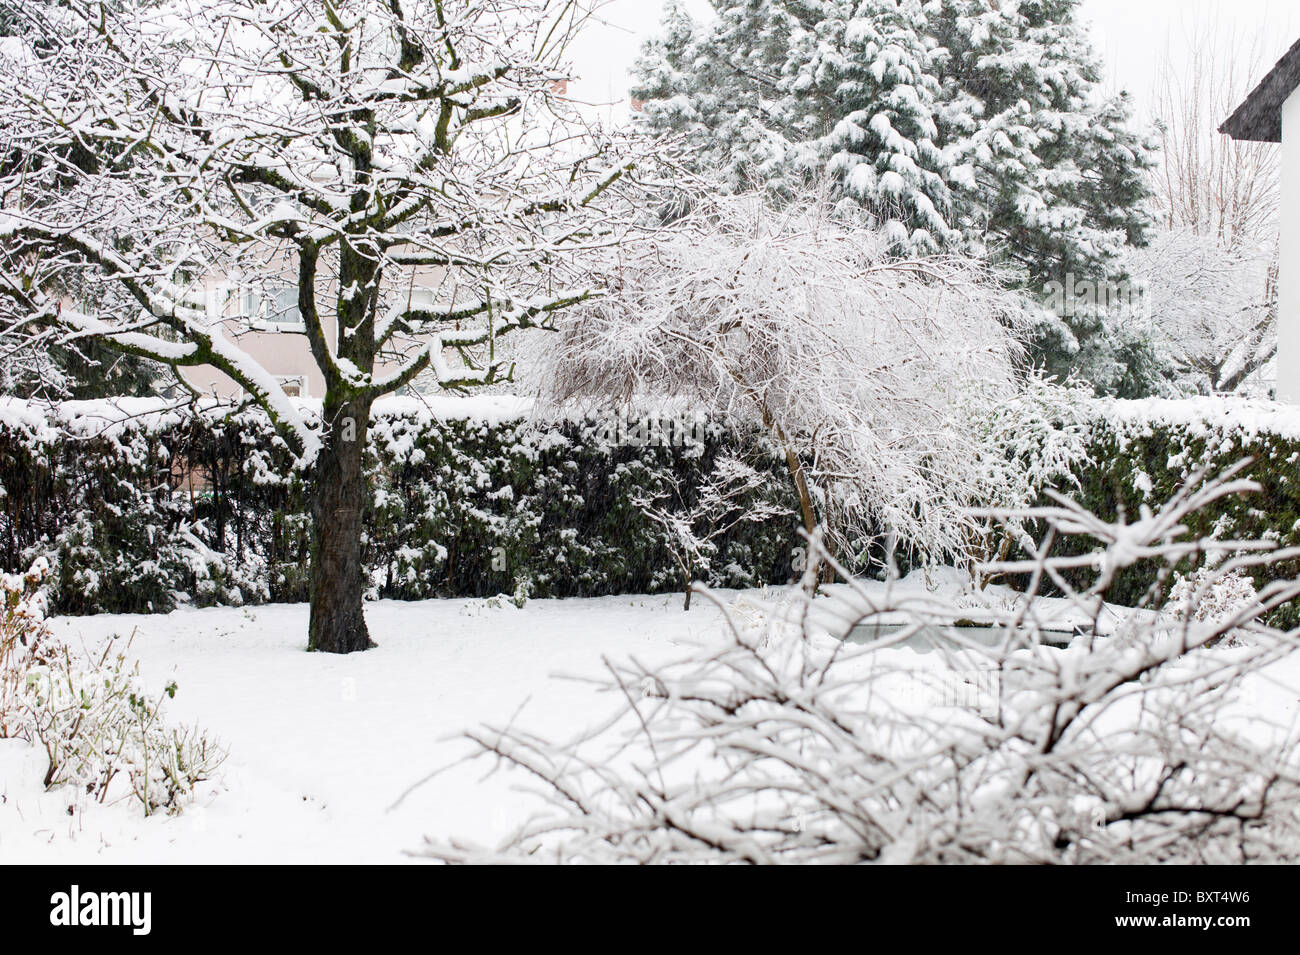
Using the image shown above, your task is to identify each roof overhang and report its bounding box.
[1221,36,1300,143]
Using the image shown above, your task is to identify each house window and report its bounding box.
[276,375,308,398]
[231,284,302,327]
[235,286,259,320]
[408,287,437,312]
[267,285,302,326]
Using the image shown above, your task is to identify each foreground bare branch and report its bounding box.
[417,464,1300,863]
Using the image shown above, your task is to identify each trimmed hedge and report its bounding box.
[0,398,803,614]
[1,396,1298,622]
[1051,399,1300,629]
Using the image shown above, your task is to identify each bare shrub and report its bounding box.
[0,557,51,738]
[24,636,226,815]
[417,462,1300,864]
[2,558,225,816]
[630,451,787,610]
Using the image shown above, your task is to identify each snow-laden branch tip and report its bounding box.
[418,464,1300,864]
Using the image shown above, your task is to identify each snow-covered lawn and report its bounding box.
[0,592,737,863]
[3,581,1298,864]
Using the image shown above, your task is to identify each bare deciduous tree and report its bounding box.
[1151,20,1279,248]
[1130,229,1276,394]
[1143,18,1281,394]
[0,0,656,652]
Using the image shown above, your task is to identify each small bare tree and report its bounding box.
[1152,20,1280,248]
[630,450,785,610]
[546,190,1037,568]
[417,463,1300,864]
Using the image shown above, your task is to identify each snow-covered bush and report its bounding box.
[23,637,225,816]
[1169,565,1261,646]
[4,393,1300,627]
[0,400,269,613]
[964,376,1094,584]
[0,556,224,816]
[630,451,788,609]
[1058,397,1300,629]
[420,464,1300,864]
[546,190,1038,570]
[0,398,803,613]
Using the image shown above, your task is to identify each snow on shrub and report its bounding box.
[630,451,787,610]
[0,557,224,816]
[1168,564,1262,645]
[419,463,1300,864]
[23,639,225,816]
[0,397,803,613]
[963,375,1095,583]
[2,392,1299,626]
[544,190,1039,568]
[0,557,50,738]
[1054,395,1300,629]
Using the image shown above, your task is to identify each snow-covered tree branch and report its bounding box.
[545,189,1040,569]
[1127,229,1276,395]
[0,0,666,652]
[419,463,1300,864]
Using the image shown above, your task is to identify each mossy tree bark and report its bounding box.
[307,393,375,653]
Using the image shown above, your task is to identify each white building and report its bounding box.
[1222,37,1300,402]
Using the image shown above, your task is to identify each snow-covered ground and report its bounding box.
[0,591,737,863]
[3,580,1297,864]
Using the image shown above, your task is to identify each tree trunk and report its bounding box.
[768,421,828,585]
[748,394,817,536]
[781,441,817,536]
[308,396,375,653]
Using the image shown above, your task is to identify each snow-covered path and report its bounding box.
[0,593,732,864]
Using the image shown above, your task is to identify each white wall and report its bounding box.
[1279,89,1300,402]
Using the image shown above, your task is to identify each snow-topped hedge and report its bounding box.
[1,395,1297,621]
[1056,397,1300,628]
[0,397,801,615]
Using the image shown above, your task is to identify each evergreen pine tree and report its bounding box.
[634,0,955,249]
[928,0,1159,393]
[801,0,956,249]
[632,0,1161,394]
[633,1,799,193]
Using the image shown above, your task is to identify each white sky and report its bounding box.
[563,0,1300,128]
